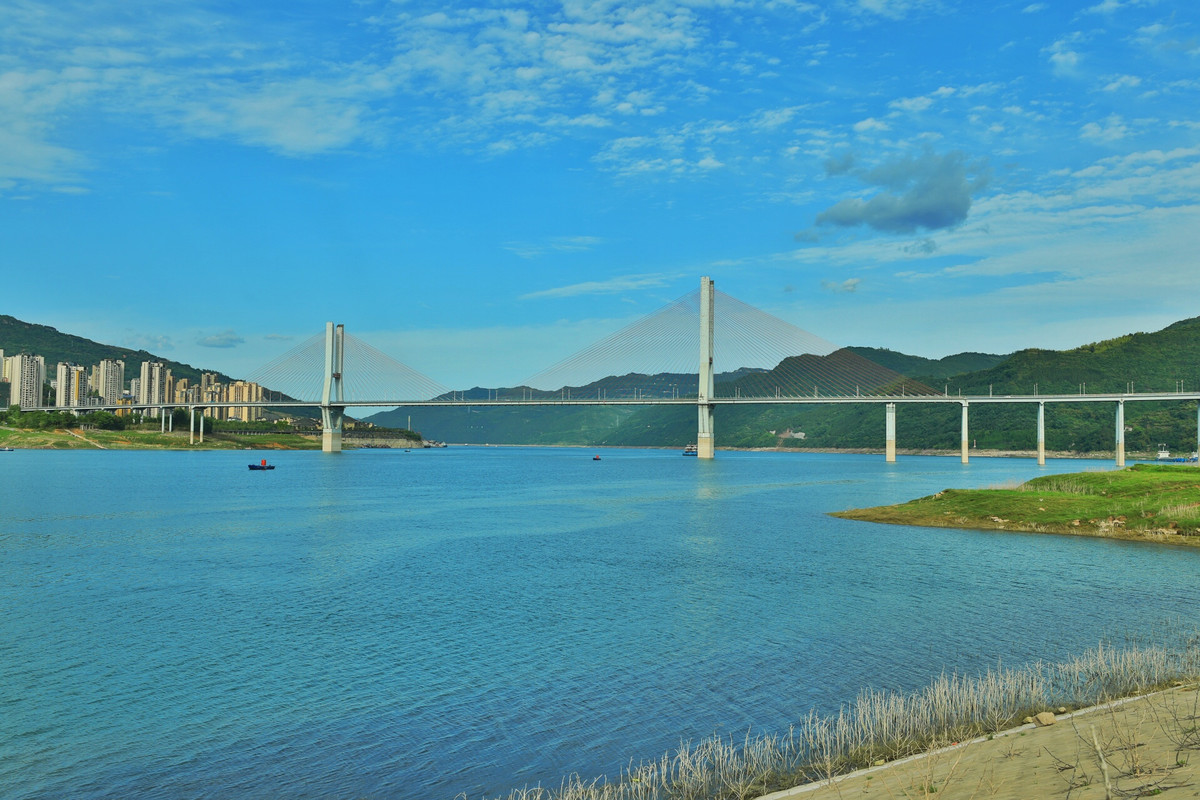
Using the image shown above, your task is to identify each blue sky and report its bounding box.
[2,0,1198,388]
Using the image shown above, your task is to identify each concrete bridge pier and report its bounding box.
[1115,399,1125,467]
[322,322,346,453]
[697,277,716,459]
[188,407,205,444]
[960,402,969,464]
[885,402,897,462]
[1037,402,1046,465]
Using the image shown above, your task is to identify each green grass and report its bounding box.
[832,464,1200,545]
[0,426,325,450]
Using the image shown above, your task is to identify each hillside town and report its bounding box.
[0,349,267,421]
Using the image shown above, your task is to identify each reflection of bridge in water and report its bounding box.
[52,277,1200,463]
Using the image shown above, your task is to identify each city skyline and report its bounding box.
[2,0,1198,388]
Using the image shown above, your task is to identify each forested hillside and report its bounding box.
[0,315,232,387]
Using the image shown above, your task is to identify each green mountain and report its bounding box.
[0,315,234,389]
[847,347,1007,381]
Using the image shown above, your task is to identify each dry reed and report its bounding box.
[471,633,1200,800]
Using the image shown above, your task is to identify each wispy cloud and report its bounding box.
[821,278,861,293]
[1080,114,1130,143]
[503,236,605,259]
[197,330,245,349]
[123,332,175,352]
[521,274,676,300]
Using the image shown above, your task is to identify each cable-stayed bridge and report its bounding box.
[45,277,1200,463]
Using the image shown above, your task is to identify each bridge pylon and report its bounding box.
[322,322,345,453]
[697,276,715,459]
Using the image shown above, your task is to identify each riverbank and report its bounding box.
[481,634,1200,800]
[766,683,1200,800]
[833,463,1200,548]
[0,426,428,450]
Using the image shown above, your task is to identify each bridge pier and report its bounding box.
[1115,400,1125,467]
[322,322,346,453]
[1037,402,1045,465]
[697,277,715,459]
[960,402,969,464]
[885,402,896,462]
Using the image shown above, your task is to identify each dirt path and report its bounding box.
[61,428,108,449]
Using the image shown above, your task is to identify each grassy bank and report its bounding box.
[0,426,325,450]
[833,463,1200,547]
[480,631,1200,800]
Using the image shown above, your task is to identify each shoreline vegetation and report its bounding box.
[474,632,1200,800]
[0,425,1154,460]
[833,463,1200,549]
[0,425,428,450]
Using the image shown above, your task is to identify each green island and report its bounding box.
[834,462,1200,547]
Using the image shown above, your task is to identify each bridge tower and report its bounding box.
[697,276,716,459]
[322,322,346,453]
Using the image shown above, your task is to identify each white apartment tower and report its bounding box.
[96,359,125,405]
[55,363,88,408]
[138,361,170,417]
[6,353,47,409]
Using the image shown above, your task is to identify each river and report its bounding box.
[3,447,1198,799]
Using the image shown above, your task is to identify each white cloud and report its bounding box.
[1085,0,1153,14]
[503,236,605,258]
[853,117,890,133]
[520,273,677,300]
[197,330,246,349]
[847,0,940,20]
[1102,74,1142,92]
[1080,114,1129,143]
[888,95,934,113]
[1046,40,1082,76]
[821,277,861,292]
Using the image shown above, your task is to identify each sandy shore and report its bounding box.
[760,685,1200,800]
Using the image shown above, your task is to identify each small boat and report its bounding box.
[682,444,698,456]
[248,458,275,471]
[0,446,13,452]
[592,455,601,461]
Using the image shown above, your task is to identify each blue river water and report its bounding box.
[3,447,1200,799]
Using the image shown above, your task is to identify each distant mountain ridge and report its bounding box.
[369,316,1200,452]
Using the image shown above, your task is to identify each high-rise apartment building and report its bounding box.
[201,373,226,420]
[6,354,46,409]
[55,363,88,408]
[95,359,125,405]
[138,361,171,417]
[228,380,265,422]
